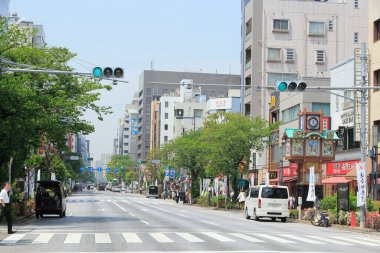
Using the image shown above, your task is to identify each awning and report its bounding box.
[270,176,298,183]
[322,177,351,184]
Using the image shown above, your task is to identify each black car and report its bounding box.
[35,180,67,218]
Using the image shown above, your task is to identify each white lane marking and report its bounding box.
[253,233,295,244]
[176,233,204,242]
[150,233,173,243]
[229,233,265,243]
[177,213,189,218]
[330,236,380,246]
[140,219,150,225]
[64,233,82,244]
[201,232,235,242]
[141,208,148,212]
[112,201,127,212]
[129,212,136,217]
[279,234,325,245]
[94,233,112,244]
[200,220,220,227]
[141,203,170,213]
[359,237,380,244]
[180,209,189,212]
[32,233,54,244]
[0,233,26,244]
[122,233,142,243]
[306,235,353,245]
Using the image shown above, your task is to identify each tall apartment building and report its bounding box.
[0,0,9,17]
[243,0,368,182]
[9,13,46,47]
[369,0,380,156]
[114,93,140,162]
[137,70,240,161]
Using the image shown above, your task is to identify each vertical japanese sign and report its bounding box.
[306,166,316,202]
[356,162,367,207]
[354,48,368,142]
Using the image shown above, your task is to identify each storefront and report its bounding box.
[269,163,298,196]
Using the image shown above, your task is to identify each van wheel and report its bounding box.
[63,210,66,217]
[245,208,251,220]
[35,212,40,219]
[281,217,287,223]
[271,217,276,222]
[253,209,259,221]
[59,212,64,218]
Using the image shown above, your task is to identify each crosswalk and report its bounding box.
[1,232,379,247]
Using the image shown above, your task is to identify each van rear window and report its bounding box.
[261,187,288,199]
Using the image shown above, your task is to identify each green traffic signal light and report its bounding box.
[277,81,287,91]
[93,67,102,78]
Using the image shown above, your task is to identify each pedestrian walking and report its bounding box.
[237,189,246,209]
[0,182,16,234]
[175,189,180,204]
[291,195,296,209]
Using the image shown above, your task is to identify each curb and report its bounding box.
[14,213,34,225]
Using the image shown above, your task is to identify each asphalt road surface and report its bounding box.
[0,190,379,253]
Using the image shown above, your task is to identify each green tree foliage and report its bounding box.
[106,155,134,183]
[0,18,112,180]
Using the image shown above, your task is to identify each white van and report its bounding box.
[244,185,290,222]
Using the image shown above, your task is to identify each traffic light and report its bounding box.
[275,81,307,92]
[92,67,124,78]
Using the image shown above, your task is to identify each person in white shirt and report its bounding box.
[0,182,15,234]
[237,189,246,209]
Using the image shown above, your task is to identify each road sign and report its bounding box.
[115,168,119,173]
[170,169,176,178]
[97,167,102,172]
[80,167,85,173]
[165,166,170,177]
[106,167,111,173]
[88,167,93,172]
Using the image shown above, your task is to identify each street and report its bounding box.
[0,190,379,253]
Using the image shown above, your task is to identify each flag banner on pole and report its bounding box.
[306,166,316,202]
[265,172,270,186]
[356,162,366,207]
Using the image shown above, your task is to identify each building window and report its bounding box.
[309,21,325,36]
[175,109,184,117]
[164,136,168,142]
[312,103,330,117]
[267,73,298,86]
[165,101,169,108]
[374,19,380,42]
[328,20,333,31]
[124,150,129,154]
[354,32,359,43]
[354,0,359,8]
[315,50,325,64]
[273,19,289,32]
[285,49,295,62]
[164,124,168,130]
[267,48,281,62]
[375,69,380,91]
[194,109,203,118]
[124,143,129,146]
[282,104,300,123]
[165,113,168,119]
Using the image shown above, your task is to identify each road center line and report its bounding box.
[112,201,127,212]
[140,219,150,225]
[200,220,221,227]
[177,213,189,218]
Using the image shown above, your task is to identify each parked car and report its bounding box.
[244,185,290,222]
[146,185,159,198]
[35,180,67,218]
[125,187,133,193]
[73,183,82,192]
[111,186,121,192]
[97,184,106,191]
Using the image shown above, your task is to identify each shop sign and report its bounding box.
[283,163,298,177]
[326,160,360,175]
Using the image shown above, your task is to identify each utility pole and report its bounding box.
[372,126,378,201]
[359,42,368,229]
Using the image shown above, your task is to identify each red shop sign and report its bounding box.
[283,163,298,177]
[326,160,360,175]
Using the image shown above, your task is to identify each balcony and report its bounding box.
[245,86,252,97]
[245,31,252,42]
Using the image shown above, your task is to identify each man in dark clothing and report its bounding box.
[0,182,16,234]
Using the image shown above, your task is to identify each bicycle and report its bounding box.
[366,214,380,232]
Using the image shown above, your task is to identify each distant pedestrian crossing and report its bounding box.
[1,232,379,247]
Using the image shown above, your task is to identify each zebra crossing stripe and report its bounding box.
[330,236,380,246]
[176,233,204,242]
[122,233,142,243]
[150,233,173,243]
[201,232,235,242]
[358,237,380,244]
[253,233,295,244]
[229,233,265,243]
[32,233,54,244]
[94,233,112,244]
[279,234,325,245]
[64,233,82,244]
[305,235,353,246]
[0,233,26,244]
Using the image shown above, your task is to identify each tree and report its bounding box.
[0,18,112,181]
[106,155,134,183]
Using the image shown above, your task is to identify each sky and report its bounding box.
[10,0,242,160]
